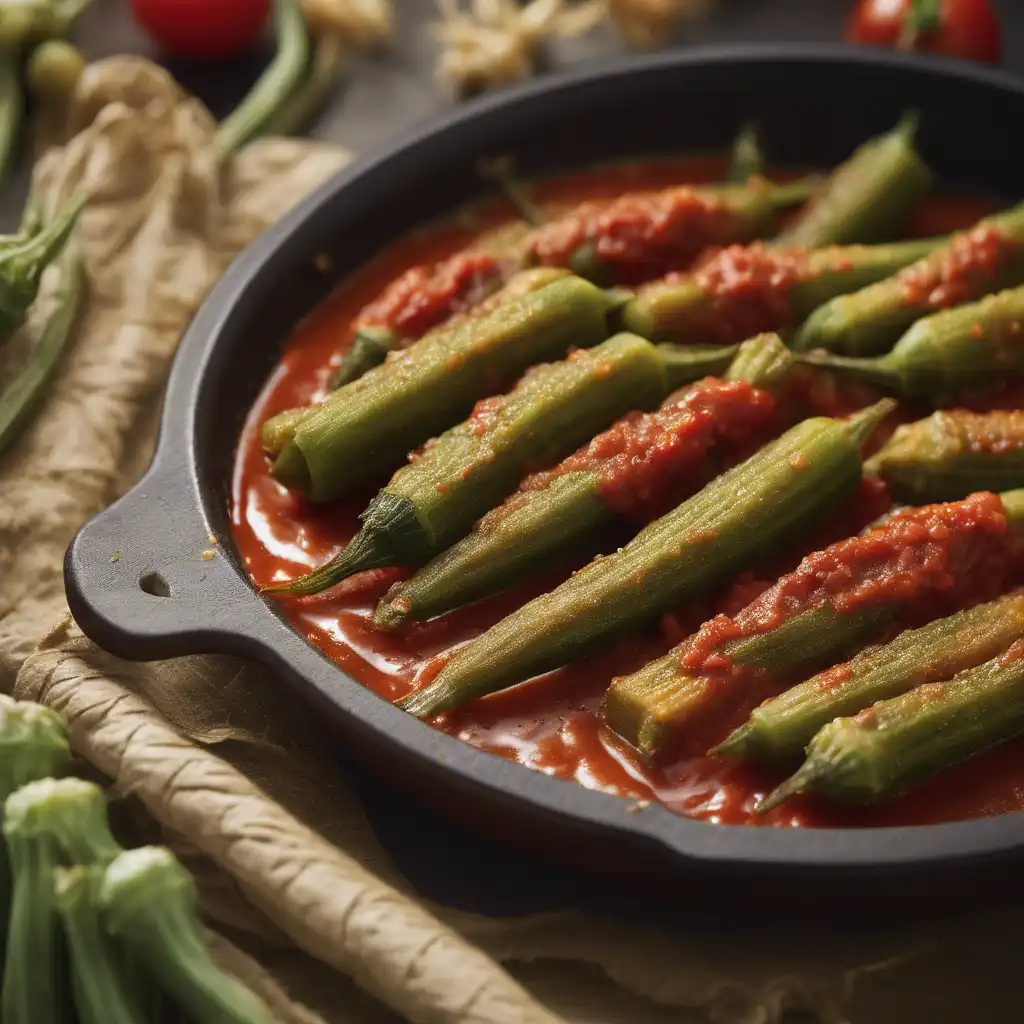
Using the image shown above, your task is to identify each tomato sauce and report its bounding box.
[517,379,778,522]
[231,157,1024,829]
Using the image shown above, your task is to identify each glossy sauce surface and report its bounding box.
[231,158,1024,828]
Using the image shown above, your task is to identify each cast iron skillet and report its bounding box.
[65,45,1024,916]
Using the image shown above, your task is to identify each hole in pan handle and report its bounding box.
[63,466,261,662]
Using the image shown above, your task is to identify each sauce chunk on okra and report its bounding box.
[232,116,1024,829]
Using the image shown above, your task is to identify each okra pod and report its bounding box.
[727,122,765,184]
[399,399,895,718]
[865,409,1024,502]
[775,112,932,248]
[270,274,612,500]
[99,847,274,1024]
[55,866,148,1024]
[0,698,70,965]
[0,193,84,343]
[269,334,736,595]
[2,778,122,1023]
[796,284,1024,402]
[718,588,1024,763]
[373,335,793,629]
[793,203,1024,356]
[759,638,1024,810]
[329,251,506,388]
[621,236,943,345]
[605,489,1024,758]
[524,175,819,285]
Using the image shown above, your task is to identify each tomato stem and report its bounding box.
[899,0,942,49]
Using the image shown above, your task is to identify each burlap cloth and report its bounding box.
[2,56,1022,1024]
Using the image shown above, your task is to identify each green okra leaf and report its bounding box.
[759,636,1024,810]
[399,399,894,718]
[99,846,274,1024]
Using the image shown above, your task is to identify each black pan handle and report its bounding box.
[65,465,265,661]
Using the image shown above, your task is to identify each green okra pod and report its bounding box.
[55,866,148,1024]
[0,192,84,344]
[775,112,932,248]
[2,778,122,1023]
[727,122,765,184]
[99,846,274,1024]
[865,409,1024,502]
[621,235,943,345]
[374,334,794,630]
[759,637,1024,810]
[0,698,71,964]
[328,266,565,392]
[796,284,1024,402]
[718,588,1024,764]
[271,274,613,500]
[269,333,736,595]
[793,202,1024,356]
[602,489,1024,759]
[524,175,820,286]
[399,399,895,718]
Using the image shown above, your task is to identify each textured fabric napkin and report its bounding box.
[2,54,1019,1024]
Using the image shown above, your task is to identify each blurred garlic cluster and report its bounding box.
[434,0,719,95]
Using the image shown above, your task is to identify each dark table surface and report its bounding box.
[29,2,1024,1021]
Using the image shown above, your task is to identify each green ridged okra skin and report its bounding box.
[865,409,1024,502]
[0,698,70,975]
[792,202,1024,357]
[55,866,148,1024]
[797,284,1024,401]
[759,638,1024,810]
[373,334,794,631]
[398,399,894,718]
[775,112,933,248]
[271,274,612,501]
[620,235,942,345]
[718,589,1024,764]
[268,333,681,595]
[99,847,275,1024]
[603,601,896,759]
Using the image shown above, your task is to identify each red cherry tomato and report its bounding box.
[845,0,1002,64]
[130,0,272,59]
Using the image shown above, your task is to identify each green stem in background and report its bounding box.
[55,867,149,1024]
[261,33,345,138]
[900,0,942,48]
[100,847,275,1024]
[0,54,23,186]
[727,122,764,184]
[0,214,84,458]
[479,153,544,226]
[215,0,311,157]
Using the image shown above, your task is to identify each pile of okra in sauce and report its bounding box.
[233,115,1024,828]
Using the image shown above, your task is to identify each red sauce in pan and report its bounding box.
[518,378,777,522]
[231,157,1024,829]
